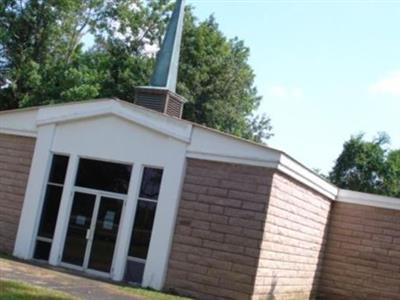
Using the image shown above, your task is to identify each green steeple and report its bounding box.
[150,0,186,92]
[135,0,187,118]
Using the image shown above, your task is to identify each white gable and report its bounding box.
[52,114,186,166]
[37,99,193,143]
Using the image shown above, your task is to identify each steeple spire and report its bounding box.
[134,0,187,118]
[150,0,186,92]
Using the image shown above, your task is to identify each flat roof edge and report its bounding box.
[337,189,400,211]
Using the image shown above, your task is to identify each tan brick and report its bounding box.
[190,220,210,230]
[319,202,400,300]
[224,234,260,249]
[181,201,209,212]
[224,207,265,221]
[209,205,224,214]
[228,217,263,230]
[173,235,202,247]
[242,201,266,212]
[207,187,228,197]
[166,159,272,300]
[0,134,35,254]
[192,228,224,242]
[210,223,242,235]
[254,172,332,300]
[186,254,232,271]
[207,268,254,284]
[228,190,267,203]
[198,194,242,208]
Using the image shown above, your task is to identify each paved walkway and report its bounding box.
[0,257,143,300]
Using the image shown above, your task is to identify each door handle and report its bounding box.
[86,229,91,240]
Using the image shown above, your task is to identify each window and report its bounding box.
[128,201,157,259]
[75,159,132,194]
[33,155,69,261]
[125,167,163,284]
[139,168,163,200]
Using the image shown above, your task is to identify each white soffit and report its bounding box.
[187,126,281,169]
[337,189,400,211]
[278,154,338,199]
[0,108,38,137]
[187,126,338,200]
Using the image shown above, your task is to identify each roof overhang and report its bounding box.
[4,99,398,206]
[187,125,339,200]
[337,189,400,211]
[0,107,38,137]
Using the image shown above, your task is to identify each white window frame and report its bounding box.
[125,165,164,281]
[32,152,70,261]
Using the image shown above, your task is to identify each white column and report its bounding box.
[142,157,187,290]
[13,125,55,259]
[49,154,79,266]
[111,163,142,281]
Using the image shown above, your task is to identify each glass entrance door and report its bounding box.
[62,192,123,275]
[88,197,123,273]
[62,192,96,267]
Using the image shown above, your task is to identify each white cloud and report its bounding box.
[267,85,303,99]
[369,71,400,97]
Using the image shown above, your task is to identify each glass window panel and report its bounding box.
[48,155,69,184]
[139,168,163,200]
[128,201,157,259]
[125,260,145,284]
[75,159,132,194]
[37,185,63,239]
[33,241,51,261]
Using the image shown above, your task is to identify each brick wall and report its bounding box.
[0,133,36,254]
[318,202,400,300]
[253,172,332,300]
[165,159,274,300]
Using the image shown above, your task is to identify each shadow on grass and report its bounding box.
[0,279,78,300]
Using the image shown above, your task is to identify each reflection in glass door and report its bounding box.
[88,197,123,273]
[62,192,123,274]
[62,192,96,267]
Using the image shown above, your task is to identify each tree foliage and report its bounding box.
[0,0,105,108]
[0,0,272,142]
[329,133,400,197]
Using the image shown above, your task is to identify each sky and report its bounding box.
[188,0,400,174]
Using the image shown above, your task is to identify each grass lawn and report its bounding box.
[0,253,192,300]
[116,284,193,300]
[0,279,78,300]
[0,252,12,259]
[0,279,191,300]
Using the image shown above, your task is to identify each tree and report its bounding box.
[178,14,271,142]
[0,0,104,109]
[329,133,400,197]
[0,0,272,142]
[86,0,173,103]
[92,6,272,142]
